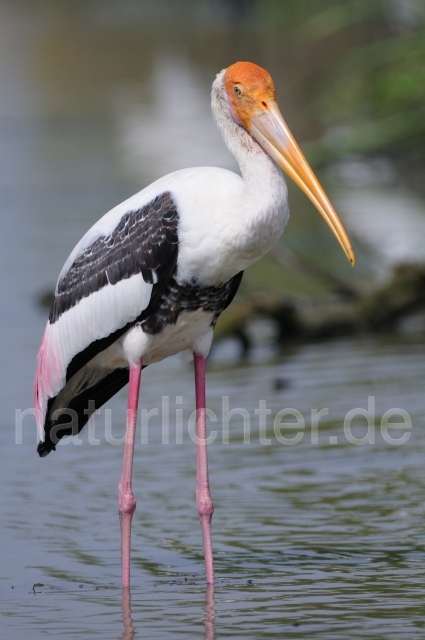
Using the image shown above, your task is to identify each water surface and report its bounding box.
[2,337,425,638]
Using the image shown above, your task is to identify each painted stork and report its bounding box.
[34,62,355,587]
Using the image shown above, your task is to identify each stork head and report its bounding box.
[223,61,355,266]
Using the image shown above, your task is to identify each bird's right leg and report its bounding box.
[194,353,215,584]
[119,360,142,588]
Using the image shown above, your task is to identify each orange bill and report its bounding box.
[250,102,355,266]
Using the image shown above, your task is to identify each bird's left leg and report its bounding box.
[193,353,215,584]
[119,360,142,588]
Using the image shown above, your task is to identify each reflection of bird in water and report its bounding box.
[203,584,216,640]
[120,588,135,640]
[34,62,354,587]
[119,583,215,640]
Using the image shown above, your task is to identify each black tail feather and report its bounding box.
[38,368,130,457]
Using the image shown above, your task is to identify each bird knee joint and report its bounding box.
[197,497,214,518]
[119,493,137,516]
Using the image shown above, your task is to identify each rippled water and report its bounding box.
[2,336,425,638]
[1,2,425,638]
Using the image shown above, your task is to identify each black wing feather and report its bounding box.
[49,191,179,382]
[49,191,179,324]
[38,368,131,457]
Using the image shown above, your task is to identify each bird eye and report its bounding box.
[233,85,242,96]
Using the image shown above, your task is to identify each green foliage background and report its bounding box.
[259,0,425,170]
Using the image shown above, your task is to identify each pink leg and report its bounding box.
[194,353,215,584]
[120,587,135,640]
[119,360,142,588]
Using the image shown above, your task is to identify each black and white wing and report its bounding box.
[35,191,179,453]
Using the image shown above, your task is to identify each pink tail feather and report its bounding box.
[34,322,62,440]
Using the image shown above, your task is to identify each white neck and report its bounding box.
[211,70,287,210]
[174,69,290,287]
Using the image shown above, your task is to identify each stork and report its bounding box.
[34,62,355,587]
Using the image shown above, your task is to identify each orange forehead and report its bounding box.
[223,62,275,130]
[224,61,274,94]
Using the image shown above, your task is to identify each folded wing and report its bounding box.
[34,191,179,451]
